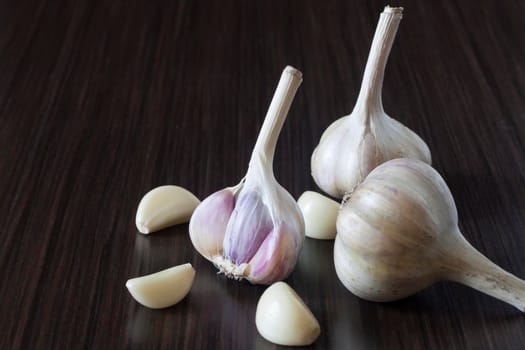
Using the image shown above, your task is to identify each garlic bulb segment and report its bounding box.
[125,263,195,309]
[335,158,525,312]
[188,187,237,259]
[311,6,431,199]
[256,281,320,346]
[135,185,200,234]
[297,191,339,240]
[189,66,305,284]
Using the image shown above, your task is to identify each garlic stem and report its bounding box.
[250,66,303,167]
[353,6,403,115]
[446,236,525,312]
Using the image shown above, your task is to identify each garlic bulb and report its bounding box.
[334,158,525,312]
[311,6,431,199]
[256,281,320,346]
[189,66,305,285]
[135,185,200,234]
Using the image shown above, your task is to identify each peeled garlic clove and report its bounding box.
[297,191,339,240]
[311,6,431,199]
[135,185,200,234]
[256,281,320,346]
[189,66,305,284]
[335,158,525,312]
[125,263,195,309]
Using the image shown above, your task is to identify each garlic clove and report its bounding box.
[135,185,200,234]
[125,263,196,309]
[297,191,340,240]
[256,281,320,346]
[246,222,297,284]
[223,190,274,264]
[188,188,236,260]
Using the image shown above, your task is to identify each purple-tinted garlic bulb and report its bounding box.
[189,66,305,285]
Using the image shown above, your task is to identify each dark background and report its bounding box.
[2,0,525,349]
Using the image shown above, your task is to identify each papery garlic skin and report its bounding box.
[135,185,200,234]
[297,191,339,240]
[256,282,320,346]
[125,263,195,309]
[311,6,431,199]
[335,158,525,312]
[188,66,305,285]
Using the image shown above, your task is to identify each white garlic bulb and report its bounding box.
[256,281,320,346]
[311,6,431,199]
[335,158,525,312]
[189,66,305,285]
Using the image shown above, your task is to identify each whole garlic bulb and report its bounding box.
[189,66,305,285]
[334,158,525,312]
[311,6,431,199]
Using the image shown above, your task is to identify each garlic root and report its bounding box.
[256,281,320,346]
[125,263,196,309]
[335,158,525,312]
[135,185,200,234]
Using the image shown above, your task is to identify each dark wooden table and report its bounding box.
[2,0,525,349]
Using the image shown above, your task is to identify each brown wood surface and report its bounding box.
[2,0,525,349]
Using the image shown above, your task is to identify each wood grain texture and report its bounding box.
[1,0,525,349]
